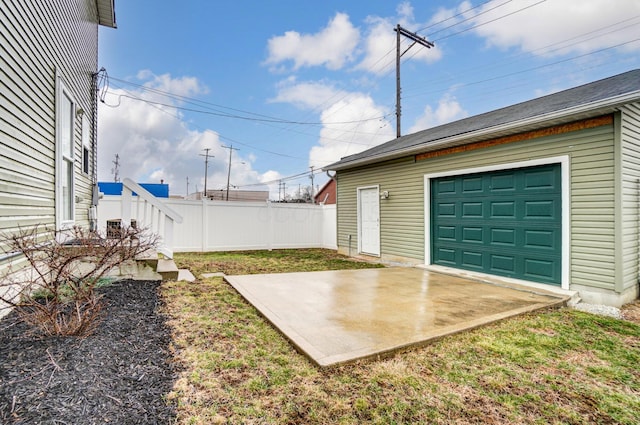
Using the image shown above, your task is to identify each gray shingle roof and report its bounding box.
[326,69,640,171]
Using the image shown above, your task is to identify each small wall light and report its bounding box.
[76,107,84,118]
[380,190,390,199]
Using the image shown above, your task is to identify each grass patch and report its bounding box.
[175,248,383,277]
[164,249,640,424]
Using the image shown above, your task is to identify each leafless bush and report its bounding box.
[0,225,158,336]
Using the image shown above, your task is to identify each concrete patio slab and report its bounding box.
[225,267,568,367]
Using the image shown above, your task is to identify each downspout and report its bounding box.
[89,69,101,232]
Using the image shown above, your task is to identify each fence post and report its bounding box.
[201,198,207,252]
[267,200,273,251]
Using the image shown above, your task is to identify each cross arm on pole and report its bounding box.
[395,25,435,53]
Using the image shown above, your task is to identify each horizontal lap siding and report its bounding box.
[620,104,640,292]
[337,124,615,290]
[1,0,98,243]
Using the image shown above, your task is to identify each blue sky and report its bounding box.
[97,0,640,198]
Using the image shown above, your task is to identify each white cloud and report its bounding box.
[467,0,640,56]
[136,70,209,98]
[265,12,360,70]
[270,78,346,110]
[269,78,394,168]
[309,93,394,168]
[98,74,270,196]
[356,6,442,75]
[408,93,468,133]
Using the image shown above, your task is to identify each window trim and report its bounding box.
[55,75,76,229]
[82,114,90,175]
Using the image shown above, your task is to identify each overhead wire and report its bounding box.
[104,77,388,126]
[432,0,547,43]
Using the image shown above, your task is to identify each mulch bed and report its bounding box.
[0,280,177,424]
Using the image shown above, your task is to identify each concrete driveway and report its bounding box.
[224,267,568,367]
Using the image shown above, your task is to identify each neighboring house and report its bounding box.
[325,69,640,307]
[0,0,116,258]
[314,178,337,205]
[98,182,170,198]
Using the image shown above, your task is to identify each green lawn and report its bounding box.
[163,249,640,424]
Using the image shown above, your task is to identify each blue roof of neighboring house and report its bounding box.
[98,182,169,198]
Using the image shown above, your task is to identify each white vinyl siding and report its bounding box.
[337,123,616,291]
[1,0,100,241]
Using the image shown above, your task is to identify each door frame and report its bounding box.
[357,185,381,256]
[424,155,570,290]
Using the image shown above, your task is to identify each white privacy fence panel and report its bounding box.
[98,197,337,252]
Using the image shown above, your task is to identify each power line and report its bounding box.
[424,0,514,39]
[402,36,640,102]
[433,0,547,43]
[105,77,387,126]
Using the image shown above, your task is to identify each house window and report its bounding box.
[82,114,90,175]
[57,78,75,226]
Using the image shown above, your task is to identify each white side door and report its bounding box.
[358,186,380,256]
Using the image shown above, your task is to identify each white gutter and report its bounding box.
[326,90,640,171]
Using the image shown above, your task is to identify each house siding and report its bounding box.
[337,123,616,291]
[1,0,99,246]
[619,103,640,294]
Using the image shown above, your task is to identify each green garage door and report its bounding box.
[431,163,561,285]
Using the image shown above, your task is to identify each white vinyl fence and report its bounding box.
[98,196,337,252]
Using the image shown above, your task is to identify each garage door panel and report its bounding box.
[437,202,456,216]
[434,247,456,264]
[490,254,516,274]
[462,251,483,268]
[490,228,516,246]
[490,174,516,192]
[436,225,456,240]
[435,179,456,194]
[462,177,483,193]
[523,168,558,190]
[524,230,556,249]
[524,258,556,281]
[462,227,483,243]
[491,201,516,218]
[431,163,561,285]
[462,202,482,217]
[524,200,558,219]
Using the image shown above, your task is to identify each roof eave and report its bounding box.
[96,0,116,28]
[324,91,640,172]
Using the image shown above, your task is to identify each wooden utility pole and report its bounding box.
[222,144,239,201]
[395,24,434,138]
[309,166,315,203]
[199,148,213,198]
[111,154,120,182]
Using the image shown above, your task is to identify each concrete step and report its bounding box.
[156,258,179,281]
[136,248,159,269]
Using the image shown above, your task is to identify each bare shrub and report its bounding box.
[0,225,158,336]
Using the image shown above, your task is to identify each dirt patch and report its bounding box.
[0,280,177,424]
[622,299,640,325]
